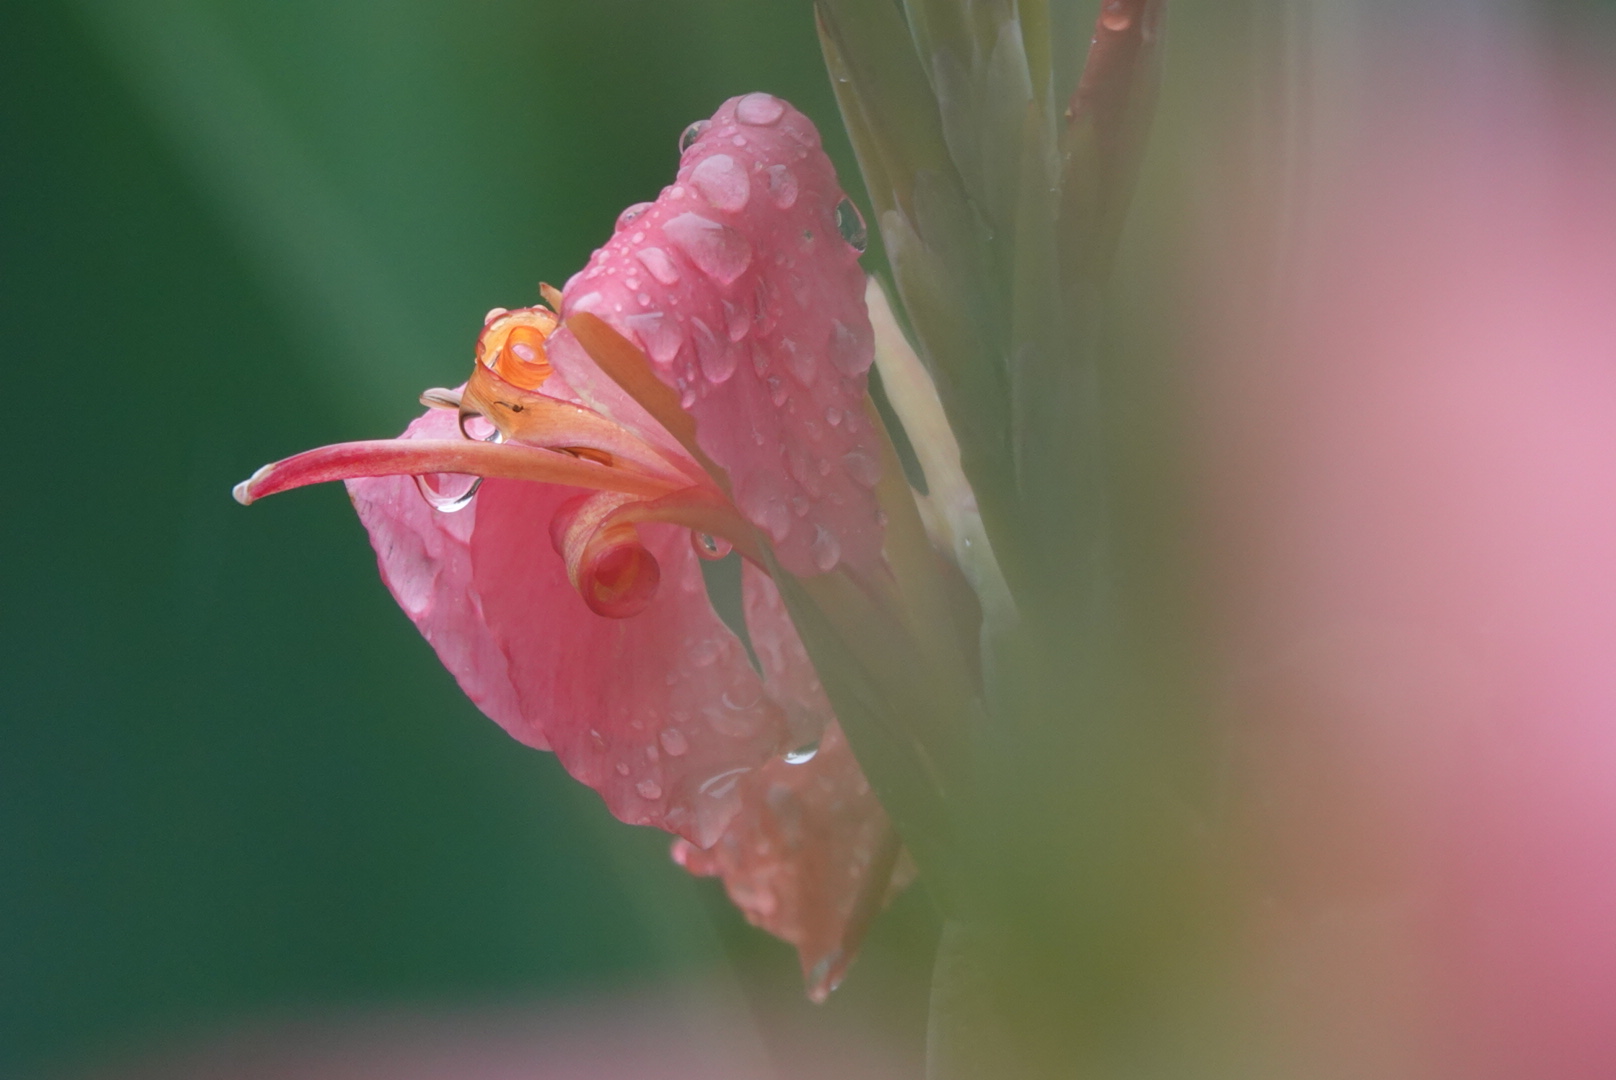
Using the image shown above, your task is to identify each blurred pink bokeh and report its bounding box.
[1202,16,1616,1079]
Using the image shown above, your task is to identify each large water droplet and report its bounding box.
[691,316,737,383]
[616,202,653,232]
[809,525,841,571]
[664,212,752,284]
[735,92,785,126]
[842,449,881,488]
[835,197,868,252]
[690,153,750,213]
[691,531,734,560]
[659,728,690,757]
[765,164,798,209]
[623,311,684,364]
[784,741,820,765]
[679,119,709,153]
[635,246,681,285]
[414,472,480,512]
[827,319,873,377]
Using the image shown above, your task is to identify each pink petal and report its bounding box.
[469,478,791,848]
[672,722,903,1002]
[346,407,544,748]
[743,559,834,749]
[559,95,885,578]
[348,409,793,847]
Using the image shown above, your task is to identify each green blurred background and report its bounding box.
[0,1,928,1075]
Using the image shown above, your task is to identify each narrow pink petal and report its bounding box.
[672,722,903,1002]
[559,95,886,578]
[470,478,793,848]
[235,435,677,505]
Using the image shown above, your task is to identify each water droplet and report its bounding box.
[791,494,810,517]
[637,778,663,800]
[825,405,842,426]
[615,762,631,777]
[679,119,709,153]
[689,637,722,666]
[659,728,690,757]
[623,311,684,364]
[827,319,872,376]
[690,153,750,212]
[842,449,881,488]
[483,306,508,325]
[692,531,734,560]
[735,92,785,126]
[784,741,820,765]
[766,374,788,406]
[721,682,762,710]
[1100,0,1132,32]
[764,164,799,210]
[616,202,653,231]
[635,246,681,285]
[414,472,480,512]
[835,197,868,252]
[636,292,651,307]
[699,766,751,799]
[809,526,841,572]
[723,299,750,342]
[691,316,737,383]
[664,212,752,284]
[780,337,816,386]
[751,342,769,376]
[738,478,794,542]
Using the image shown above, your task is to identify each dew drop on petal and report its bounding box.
[679,119,709,153]
[664,212,753,284]
[809,525,841,572]
[842,449,881,488]
[690,153,750,213]
[615,762,631,777]
[414,472,480,512]
[835,197,868,252]
[616,202,653,232]
[764,163,799,210]
[637,778,663,800]
[735,92,786,126]
[766,373,788,406]
[780,337,816,386]
[692,316,737,383]
[635,246,681,285]
[827,319,872,376]
[723,299,750,342]
[691,531,734,560]
[784,741,820,765]
[623,311,684,364]
[659,728,690,757]
[825,405,842,426]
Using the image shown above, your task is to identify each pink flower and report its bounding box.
[236,95,906,994]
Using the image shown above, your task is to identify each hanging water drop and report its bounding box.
[784,741,820,765]
[835,197,868,252]
[679,119,709,153]
[616,202,653,232]
[414,472,480,513]
[691,531,734,560]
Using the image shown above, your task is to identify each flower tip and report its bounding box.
[232,466,271,506]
